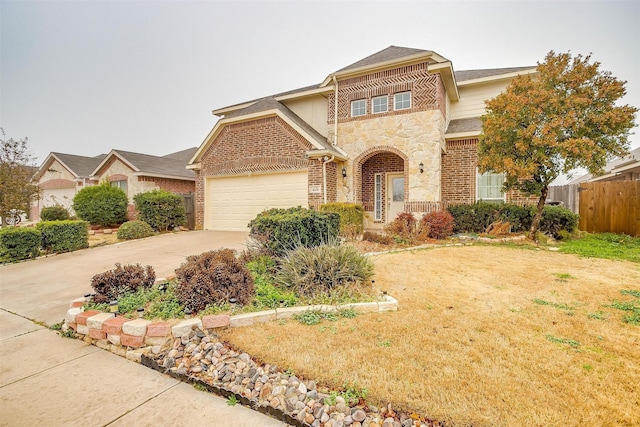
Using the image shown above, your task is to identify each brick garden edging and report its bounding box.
[63,294,398,356]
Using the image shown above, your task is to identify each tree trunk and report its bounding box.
[529,185,549,240]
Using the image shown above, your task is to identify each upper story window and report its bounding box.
[351,99,366,117]
[372,95,388,114]
[477,171,505,203]
[394,91,411,110]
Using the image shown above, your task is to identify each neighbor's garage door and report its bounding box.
[205,171,308,231]
[41,187,76,211]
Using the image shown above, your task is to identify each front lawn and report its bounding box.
[221,245,640,426]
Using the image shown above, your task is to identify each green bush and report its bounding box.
[133,190,186,231]
[320,202,364,239]
[37,220,88,253]
[248,207,340,257]
[117,220,155,240]
[0,227,41,261]
[276,244,375,298]
[498,204,533,233]
[40,205,70,221]
[72,182,128,227]
[175,249,255,312]
[90,263,156,303]
[540,205,579,239]
[447,202,501,233]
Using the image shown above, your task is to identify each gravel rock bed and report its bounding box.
[145,326,445,427]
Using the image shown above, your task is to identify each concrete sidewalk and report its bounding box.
[0,231,285,427]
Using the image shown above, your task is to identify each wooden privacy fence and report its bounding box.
[578,181,639,236]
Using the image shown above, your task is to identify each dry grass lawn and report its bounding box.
[221,245,640,426]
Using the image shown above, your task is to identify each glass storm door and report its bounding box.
[387,174,404,222]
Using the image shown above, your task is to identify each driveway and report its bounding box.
[0,230,285,427]
[0,230,249,326]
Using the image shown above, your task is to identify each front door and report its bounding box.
[387,173,404,222]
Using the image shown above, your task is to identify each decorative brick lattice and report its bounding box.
[328,63,442,124]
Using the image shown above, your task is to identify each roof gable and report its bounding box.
[335,46,433,73]
[93,149,195,180]
[34,152,105,181]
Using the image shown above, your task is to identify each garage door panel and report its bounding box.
[206,172,308,231]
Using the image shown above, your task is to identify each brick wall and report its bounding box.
[441,138,478,204]
[361,152,404,222]
[328,62,442,126]
[195,116,333,228]
[139,176,195,194]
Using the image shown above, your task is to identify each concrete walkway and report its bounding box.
[0,231,285,427]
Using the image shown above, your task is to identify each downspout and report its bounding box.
[322,155,335,205]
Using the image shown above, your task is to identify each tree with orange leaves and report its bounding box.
[478,51,637,239]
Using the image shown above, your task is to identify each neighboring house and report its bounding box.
[90,148,198,218]
[568,147,640,184]
[33,148,197,221]
[31,153,106,220]
[188,46,537,231]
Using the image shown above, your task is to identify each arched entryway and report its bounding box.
[353,147,408,225]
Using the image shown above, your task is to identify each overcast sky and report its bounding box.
[1,0,639,176]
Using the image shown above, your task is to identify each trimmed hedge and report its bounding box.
[37,220,89,253]
[248,207,340,257]
[117,220,155,240]
[319,202,364,238]
[0,227,41,261]
[73,182,128,227]
[133,190,186,231]
[447,202,579,238]
[40,205,70,221]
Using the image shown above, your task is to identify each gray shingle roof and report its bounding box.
[446,118,483,135]
[51,152,106,177]
[162,147,198,162]
[109,150,195,179]
[335,46,435,72]
[455,66,535,82]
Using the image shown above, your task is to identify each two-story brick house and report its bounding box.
[188,46,536,231]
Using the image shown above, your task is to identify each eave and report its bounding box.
[456,68,537,87]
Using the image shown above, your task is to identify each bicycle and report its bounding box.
[4,210,22,226]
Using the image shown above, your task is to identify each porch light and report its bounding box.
[342,167,347,178]
[419,162,424,173]
[109,300,119,317]
[137,307,145,319]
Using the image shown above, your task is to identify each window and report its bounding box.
[394,91,411,110]
[111,180,128,195]
[374,174,382,221]
[351,99,366,117]
[372,95,388,114]
[477,171,505,203]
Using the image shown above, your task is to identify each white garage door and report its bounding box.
[206,171,308,231]
[41,188,76,211]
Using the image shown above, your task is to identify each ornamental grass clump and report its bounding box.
[175,249,254,313]
[276,244,374,298]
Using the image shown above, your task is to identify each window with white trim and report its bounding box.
[477,171,505,203]
[374,174,382,221]
[111,180,128,195]
[394,91,411,110]
[351,99,366,117]
[372,95,388,114]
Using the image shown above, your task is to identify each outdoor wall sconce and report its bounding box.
[109,300,119,317]
[137,307,145,319]
[342,167,347,178]
[419,162,424,173]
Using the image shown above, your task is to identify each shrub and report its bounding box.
[420,210,454,239]
[540,205,579,239]
[0,227,40,261]
[384,212,417,239]
[133,190,186,231]
[37,220,88,253]
[175,249,254,312]
[319,203,364,239]
[90,263,156,303]
[72,182,128,227]
[248,207,340,257]
[117,220,155,240]
[276,244,375,298]
[447,202,500,233]
[499,204,533,233]
[40,205,69,221]
[362,231,393,245]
